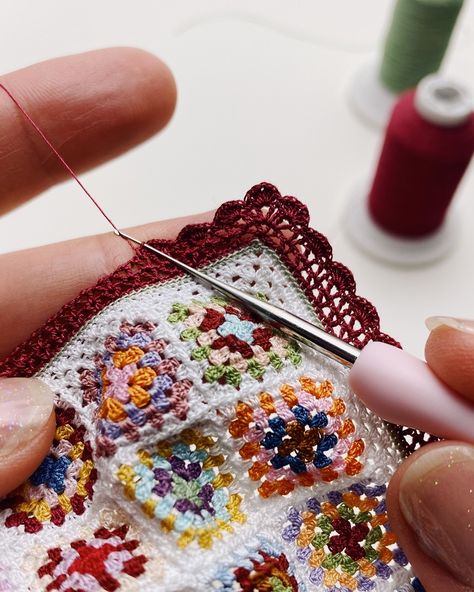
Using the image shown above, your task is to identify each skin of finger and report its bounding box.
[0,411,56,498]
[387,441,470,592]
[0,47,176,214]
[425,326,474,403]
[0,212,214,359]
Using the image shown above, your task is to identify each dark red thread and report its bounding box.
[0,83,119,232]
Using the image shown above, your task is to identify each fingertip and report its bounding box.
[425,323,474,402]
[105,46,177,137]
[387,442,474,592]
[56,46,178,153]
[0,47,177,211]
[0,411,55,498]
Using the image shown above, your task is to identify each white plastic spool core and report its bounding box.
[348,61,397,129]
[415,75,472,126]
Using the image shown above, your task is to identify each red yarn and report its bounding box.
[199,308,224,331]
[368,91,474,237]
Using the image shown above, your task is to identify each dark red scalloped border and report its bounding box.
[0,183,399,378]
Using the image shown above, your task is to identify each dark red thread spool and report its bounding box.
[368,76,474,238]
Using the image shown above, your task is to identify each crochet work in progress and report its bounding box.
[116,428,246,549]
[282,483,408,591]
[38,525,147,591]
[79,320,192,457]
[0,184,433,591]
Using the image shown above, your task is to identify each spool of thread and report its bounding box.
[349,0,465,128]
[345,75,474,265]
[380,0,464,94]
[370,76,474,237]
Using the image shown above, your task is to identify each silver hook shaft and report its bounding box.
[116,230,360,367]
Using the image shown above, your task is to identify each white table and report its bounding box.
[1,0,473,357]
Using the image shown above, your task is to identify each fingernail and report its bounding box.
[425,315,474,335]
[400,444,474,587]
[0,378,54,458]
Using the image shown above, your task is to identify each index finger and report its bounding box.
[0,47,176,214]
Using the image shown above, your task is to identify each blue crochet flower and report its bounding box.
[30,456,72,494]
[217,314,257,343]
[261,407,337,474]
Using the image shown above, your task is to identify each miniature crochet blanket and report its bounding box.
[0,184,432,592]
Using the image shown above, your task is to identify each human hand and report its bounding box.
[0,47,212,497]
[387,318,474,592]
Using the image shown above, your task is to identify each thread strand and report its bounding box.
[0,83,119,232]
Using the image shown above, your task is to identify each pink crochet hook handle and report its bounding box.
[349,342,474,443]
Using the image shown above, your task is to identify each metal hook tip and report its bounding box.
[115,229,144,247]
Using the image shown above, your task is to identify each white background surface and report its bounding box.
[0,0,473,357]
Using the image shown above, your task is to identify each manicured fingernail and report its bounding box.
[425,316,474,335]
[0,378,54,458]
[399,445,474,587]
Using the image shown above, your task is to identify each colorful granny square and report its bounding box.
[281,483,409,591]
[116,428,246,549]
[210,541,302,591]
[38,525,147,591]
[1,402,96,533]
[229,377,364,497]
[80,320,192,456]
[168,297,301,387]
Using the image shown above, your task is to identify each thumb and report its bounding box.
[0,378,55,498]
[387,317,474,591]
[425,316,474,402]
[388,442,474,591]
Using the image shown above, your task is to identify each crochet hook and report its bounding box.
[116,230,360,367]
[117,230,474,443]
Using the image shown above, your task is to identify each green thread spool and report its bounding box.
[380,0,464,94]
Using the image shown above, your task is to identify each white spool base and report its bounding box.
[344,183,459,266]
[348,62,397,129]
